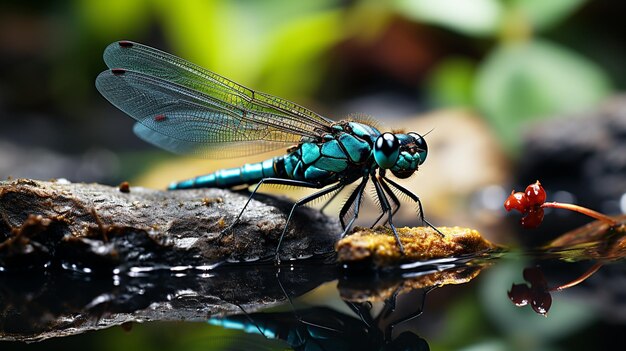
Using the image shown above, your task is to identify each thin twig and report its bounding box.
[549,262,603,292]
[541,202,618,226]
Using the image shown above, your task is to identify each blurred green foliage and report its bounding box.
[81,0,614,155]
[76,0,344,100]
[399,0,612,154]
[396,0,504,37]
[3,0,618,157]
[475,40,609,152]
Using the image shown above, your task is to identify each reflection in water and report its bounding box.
[2,235,625,350]
[508,214,626,316]
[0,254,491,348]
[7,212,626,350]
[1,216,625,349]
[0,262,337,342]
[509,262,606,316]
[508,266,553,315]
[209,297,430,351]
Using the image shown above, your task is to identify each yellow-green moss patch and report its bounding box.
[337,226,499,267]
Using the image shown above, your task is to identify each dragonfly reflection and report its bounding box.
[208,289,431,351]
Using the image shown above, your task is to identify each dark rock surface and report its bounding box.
[0,178,341,272]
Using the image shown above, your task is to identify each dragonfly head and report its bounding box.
[374,132,428,178]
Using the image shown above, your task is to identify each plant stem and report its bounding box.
[541,202,617,226]
[549,262,603,292]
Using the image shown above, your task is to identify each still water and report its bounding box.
[1,223,624,351]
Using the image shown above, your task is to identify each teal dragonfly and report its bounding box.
[96,41,440,261]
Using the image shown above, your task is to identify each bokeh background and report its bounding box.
[1,0,625,350]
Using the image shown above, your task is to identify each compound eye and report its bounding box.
[408,132,428,165]
[374,133,400,169]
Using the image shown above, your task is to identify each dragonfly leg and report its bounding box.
[339,187,357,230]
[382,288,431,341]
[372,176,405,254]
[276,268,342,337]
[370,175,401,228]
[370,203,386,230]
[319,184,345,214]
[221,178,323,237]
[343,300,375,329]
[339,175,369,238]
[234,303,270,339]
[382,177,402,218]
[381,177,443,237]
[275,182,343,263]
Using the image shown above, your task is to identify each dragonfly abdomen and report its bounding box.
[168,157,282,190]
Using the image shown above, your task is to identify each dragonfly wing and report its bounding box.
[131,123,289,158]
[96,69,307,158]
[102,41,334,137]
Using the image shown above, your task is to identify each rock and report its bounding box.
[0,179,341,271]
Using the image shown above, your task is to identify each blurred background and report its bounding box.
[1,0,625,350]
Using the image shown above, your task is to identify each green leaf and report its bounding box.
[393,0,503,37]
[508,0,588,32]
[475,39,612,154]
[426,57,476,107]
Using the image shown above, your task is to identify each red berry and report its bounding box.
[520,208,544,229]
[530,290,552,316]
[525,181,546,206]
[523,267,548,289]
[504,191,529,213]
[508,284,530,306]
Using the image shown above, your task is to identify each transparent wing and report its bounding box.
[96,69,321,158]
[97,41,333,158]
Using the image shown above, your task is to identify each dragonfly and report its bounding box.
[207,304,430,351]
[96,40,440,262]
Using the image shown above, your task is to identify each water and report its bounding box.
[1,214,625,350]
